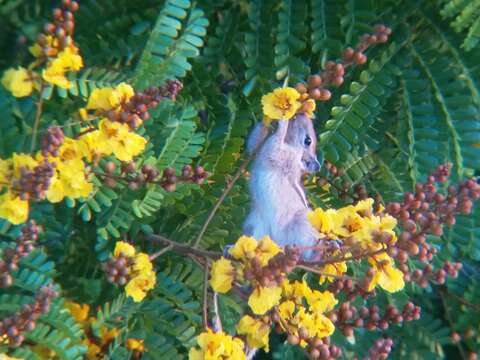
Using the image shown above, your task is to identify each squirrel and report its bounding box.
[243,113,321,259]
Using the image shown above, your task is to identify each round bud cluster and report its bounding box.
[332,302,419,335]
[14,160,56,201]
[101,251,132,286]
[0,221,39,289]
[244,246,300,287]
[409,261,462,287]
[36,0,79,58]
[343,25,392,66]
[365,337,394,360]
[0,285,57,347]
[107,80,184,129]
[158,79,183,101]
[159,165,210,192]
[294,24,391,106]
[304,336,342,359]
[41,126,65,157]
[385,164,479,282]
[328,277,371,301]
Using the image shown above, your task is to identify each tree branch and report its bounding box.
[192,131,269,248]
[30,80,45,152]
[146,234,222,259]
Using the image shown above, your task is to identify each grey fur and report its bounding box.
[243,114,321,258]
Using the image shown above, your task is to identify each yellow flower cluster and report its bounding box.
[308,198,404,293]
[189,328,245,360]
[113,241,156,302]
[209,236,283,315]
[87,83,134,112]
[42,43,83,88]
[278,281,336,346]
[0,82,146,225]
[1,41,83,98]
[261,87,316,124]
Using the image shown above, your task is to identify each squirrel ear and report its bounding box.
[246,122,269,154]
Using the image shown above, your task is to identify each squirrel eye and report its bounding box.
[304,136,312,146]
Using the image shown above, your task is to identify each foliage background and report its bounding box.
[0,0,479,359]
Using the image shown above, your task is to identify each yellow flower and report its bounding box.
[132,253,153,273]
[109,83,134,108]
[96,120,146,161]
[278,300,296,325]
[1,67,34,97]
[101,326,120,344]
[125,271,156,302]
[65,301,90,323]
[84,339,102,360]
[237,315,271,352]
[42,45,83,89]
[87,83,134,111]
[256,236,281,266]
[261,87,301,120]
[248,286,282,315]
[78,130,102,160]
[87,87,116,110]
[229,236,258,261]
[210,257,235,293]
[305,289,338,314]
[0,191,29,224]
[126,338,145,352]
[308,208,335,234]
[282,280,309,303]
[353,198,374,215]
[367,253,404,293]
[42,60,70,88]
[302,99,316,118]
[330,206,364,237]
[189,329,245,360]
[46,158,93,202]
[319,262,347,284]
[0,158,12,184]
[58,137,91,161]
[113,241,135,257]
[12,153,38,177]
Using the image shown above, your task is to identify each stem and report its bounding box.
[192,134,268,249]
[296,264,349,279]
[202,258,209,330]
[300,247,387,267]
[149,244,173,261]
[192,155,253,248]
[146,234,222,259]
[31,80,45,152]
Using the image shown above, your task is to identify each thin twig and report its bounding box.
[146,233,222,259]
[442,288,480,312]
[202,258,209,330]
[192,133,268,248]
[149,244,173,261]
[192,155,253,248]
[296,264,349,279]
[30,80,45,151]
[300,247,387,267]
